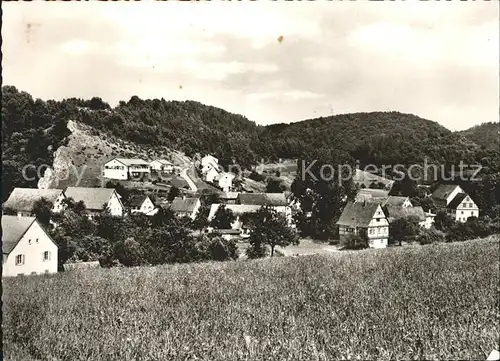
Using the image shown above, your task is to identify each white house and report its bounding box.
[204,167,220,183]
[64,187,124,217]
[218,172,236,193]
[2,216,58,277]
[129,195,158,216]
[446,193,480,222]
[169,197,201,219]
[3,188,66,217]
[201,155,219,169]
[150,159,173,173]
[208,204,262,231]
[431,184,479,222]
[336,201,389,249]
[237,193,293,226]
[102,158,151,180]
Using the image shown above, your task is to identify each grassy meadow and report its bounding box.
[3,237,499,361]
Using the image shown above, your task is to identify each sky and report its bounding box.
[2,1,499,131]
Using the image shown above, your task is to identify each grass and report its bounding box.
[3,237,499,360]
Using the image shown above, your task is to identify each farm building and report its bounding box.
[336,201,389,249]
[431,185,479,222]
[102,158,151,180]
[169,197,201,219]
[3,188,66,217]
[65,187,124,217]
[2,216,58,277]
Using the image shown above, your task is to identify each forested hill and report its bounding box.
[457,122,499,151]
[260,112,481,165]
[2,85,497,200]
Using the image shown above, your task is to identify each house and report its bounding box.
[150,159,173,173]
[208,204,263,231]
[446,193,480,222]
[381,196,413,208]
[237,193,292,225]
[201,155,219,169]
[431,184,464,209]
[204,166,220,183]
[3,188,66,217]
[424,210,436,229]
[2,216,58,277]
[129,195,158,216]
[207,228,243,241]
[220,192,239,204]
[64,187,124,217]
[218,172,236,192]
[169,197,201,219]
[353,169,395,190]
[385,205,427,228]
[431,184,479,222]
[102,158,151,180]
[336,201,389,249]
[355,188,390,202]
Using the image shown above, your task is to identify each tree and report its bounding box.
[433,211,455,232]
[266,179,285,193]
[210,205,236,229]
[417,228,446,245]
[389,216,421,246]
[32,197,54,228]
[192,203,210,230]
[246,206,299,257]
[167,186,180,202]
[69,235,114,267]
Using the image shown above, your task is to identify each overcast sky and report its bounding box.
[2,2,498,131]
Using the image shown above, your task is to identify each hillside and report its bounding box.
[259,111,481,165]
[457,122,499,150]
[3,86,495,201]
[3,237,499,360]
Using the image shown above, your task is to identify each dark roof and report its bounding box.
[3,188,64,212]
[128,195,149,207]
[113,158,149,166]
[447,193,469,209]
[431,184,460,201]
[170,197,200,213]
[2,216,37,254]
[65,187,118,211]
[385,205,426,222]
[237,193,288,206]
[220,192,239,200]
[336,202,381,227]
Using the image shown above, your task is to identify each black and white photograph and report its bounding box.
[1,1,499,360]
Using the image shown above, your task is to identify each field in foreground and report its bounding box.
[3,236,499,361]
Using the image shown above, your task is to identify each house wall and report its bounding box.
[205,168,219,183]
[447,195,479,223]
[103,159,128,180]
[3,221,58,277]
[218,175,234,192]
[107,192,124,217]
[201,156,218,168]
[424,215,434,229]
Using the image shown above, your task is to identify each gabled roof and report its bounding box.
[431,184,460,201]
[336,202,381,227]
[3,188,64,212]
[208,204,262,220]
[65,187,118,211]
[447,193,469,209]
[237,193,288,206]
[110,158,149,167]
[128,195,150,207]
[169,197,200,213]
[385,205,426,222]
[2,216,37,254]
[353,169,394,187]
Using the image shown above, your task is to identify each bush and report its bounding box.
[249,171,266,182]
[417,228,446,245]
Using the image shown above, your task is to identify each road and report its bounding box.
[180,168,198,192]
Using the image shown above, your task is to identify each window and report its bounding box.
[15,254,24,266]
[461,211,464,214]
[43,251,51,261]
[376,218,380,222]
[36,238,39,244]
[28,239,32,245]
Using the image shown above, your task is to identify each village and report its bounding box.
[2,153,482,277]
